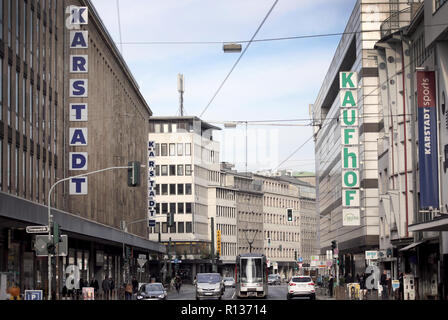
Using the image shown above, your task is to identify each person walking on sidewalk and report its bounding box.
[380,270,388,300]
[328,275,334,297]
[175,274,182,294]
[125,282,133,300]
[132,277,139,296]
[102,276,110,300]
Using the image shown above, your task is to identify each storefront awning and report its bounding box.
[408,215,448,232]
[0,192,165,254]
[399,240,427,252]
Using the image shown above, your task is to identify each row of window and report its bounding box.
[265,230,300,243]
[0,137,57,205]
[155,183,192,196]
[154,143,191,157]
[155,202,194,214]
[155,164,192,177]
[217,224,236,237]
[216,205,236,219]
[265,247,300,260]
[149,221,193,234]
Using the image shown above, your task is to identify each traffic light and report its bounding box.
[52,222,62,244]
[167,212,175,227]
[47,242,56,255]
[216,230,222,256]
[128,161,141,187]
[294,250,298,261]
[331,240,337,250]
[287,208,293,222]
[267,238,271,246]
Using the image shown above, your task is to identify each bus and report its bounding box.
[235,253,268,298]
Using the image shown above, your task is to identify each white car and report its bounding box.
[287,276,316,300]
[223,277,235,288]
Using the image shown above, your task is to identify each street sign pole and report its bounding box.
[46,165,138,300]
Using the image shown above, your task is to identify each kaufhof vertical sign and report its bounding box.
[417,71,439,209]
[340,72,360,226]
[147,141,156,227]
[67,6,89,195]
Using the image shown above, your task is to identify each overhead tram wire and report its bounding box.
[115,23,448,46]
[199,0,279,118]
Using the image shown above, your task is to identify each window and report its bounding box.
[161,184,168,195]
[154,123,161,133]
[177,203,184,214]
[169,165,176,176]
[185,143,191,156]
[155,184,160,195]
[162,203,168,214]
[169,144,175,156]
[161,165,168,176]
[170,203,176,214]
[0,57,2,122]
[0,138,2,189]
[155,203,160,214]
[185,165,192,176]
[7,143,11,190]
[15,70,19,128]
[155,165,160,176]
[177,184,184,195]
[177,143,183,156]
[154,222,160,234]
[178,222,185,233]
[169,184,176,195]
[185,184,192,195]
[7,65,11,125]
[177,165,184,176]
[15,146,18,194]
[161,144,167,156]
[186,203,192,214]
[162,222,168,234]
[170,223,176,234]
[154,143,160,156]
[186,222,192,233]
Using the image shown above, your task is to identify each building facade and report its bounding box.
[375,0,448,300]
[148,116,221,282]
[311,0,412,277]
[0,0,163,299]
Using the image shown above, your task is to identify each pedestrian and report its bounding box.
[125,282,133,300]
[175,274,182,294]
[380,270,388,300]
[102,276,110,300]
[132,277,139,295]
[398,272,404,300]
[109,277,115,300]
[328,275,334,297]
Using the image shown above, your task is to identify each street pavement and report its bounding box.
[166,284,334,300]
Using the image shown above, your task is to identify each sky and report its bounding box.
[90,0,357,173]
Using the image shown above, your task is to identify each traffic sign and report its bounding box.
[137,258,147,268]
[25,290,43,300]
[298,257,303,263]
[26,226,49,234]
[34,235,68,256]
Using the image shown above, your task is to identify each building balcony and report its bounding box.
[380,3,423,38]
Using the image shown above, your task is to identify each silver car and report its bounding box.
[195,273,224,300]
[223,277,236,288]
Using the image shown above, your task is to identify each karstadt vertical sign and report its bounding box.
[340,72,360,226]
[67,6,89,195]
[417,71,439,209]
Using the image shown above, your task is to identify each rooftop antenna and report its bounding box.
[178,74,185,116]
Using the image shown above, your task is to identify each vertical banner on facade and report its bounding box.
[340,72,360,226]
[148,141,156,227]
[417,71,439,209]
[68,7,89,195]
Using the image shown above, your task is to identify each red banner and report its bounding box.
[417,71,436,109]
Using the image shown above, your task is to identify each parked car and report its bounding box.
[287,276,316,300]
[195,273,224,300]
[268,274,281,285]
[136,283,167,300]
[223,277,235,288]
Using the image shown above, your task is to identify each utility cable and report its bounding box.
[199,0,279,118]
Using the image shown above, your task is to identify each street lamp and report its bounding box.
[223,43,242,53]
[47,164,140,300]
